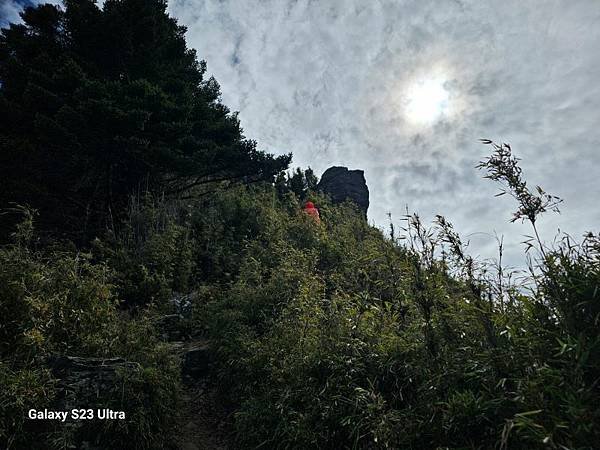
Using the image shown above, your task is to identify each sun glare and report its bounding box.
[405,76,450,125]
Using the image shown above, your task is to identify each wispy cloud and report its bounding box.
[170,0,600,265]
[1,0,62,27]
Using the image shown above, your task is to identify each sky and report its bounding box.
[3,0,600,267]
[0,0,40,26]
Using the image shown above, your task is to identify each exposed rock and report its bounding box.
[48,355,138,381]
[47,355,139,415]
[156,313,185,341]
[182,343,211,380]
[170,292,195,316]
[317,166,369,216]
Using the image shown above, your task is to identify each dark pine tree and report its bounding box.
[285,167,318,199]
[0,0,290,241]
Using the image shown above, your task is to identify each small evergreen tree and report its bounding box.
[282,166,319,199]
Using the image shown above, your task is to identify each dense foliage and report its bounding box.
[0,0,290,241]
[0,209,181,449]
[3,175,599,448]
[196,183,599,449]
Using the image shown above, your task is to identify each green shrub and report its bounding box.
[0,212,182,449]
[0,364,56,449]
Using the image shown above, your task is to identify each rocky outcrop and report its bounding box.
[46,355,139,418]
[156,313,185,341]
[181,342,211,380]
[167,339,211,381]
[48,355,138,385]
[317,166,369,216]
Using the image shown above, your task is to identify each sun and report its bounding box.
[404,76,450,125]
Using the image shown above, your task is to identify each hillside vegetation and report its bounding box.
[1,1,599,449]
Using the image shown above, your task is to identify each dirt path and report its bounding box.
[171,339,229,450]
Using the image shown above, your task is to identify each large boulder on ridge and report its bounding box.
[317,166,369,216]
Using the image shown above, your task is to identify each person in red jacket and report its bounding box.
[303,201,320,223]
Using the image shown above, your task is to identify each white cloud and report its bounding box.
[1,0,62,27]
[1,1,26,26]
[168,0,600,266]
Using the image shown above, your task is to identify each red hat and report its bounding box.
[305,201,315,208]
